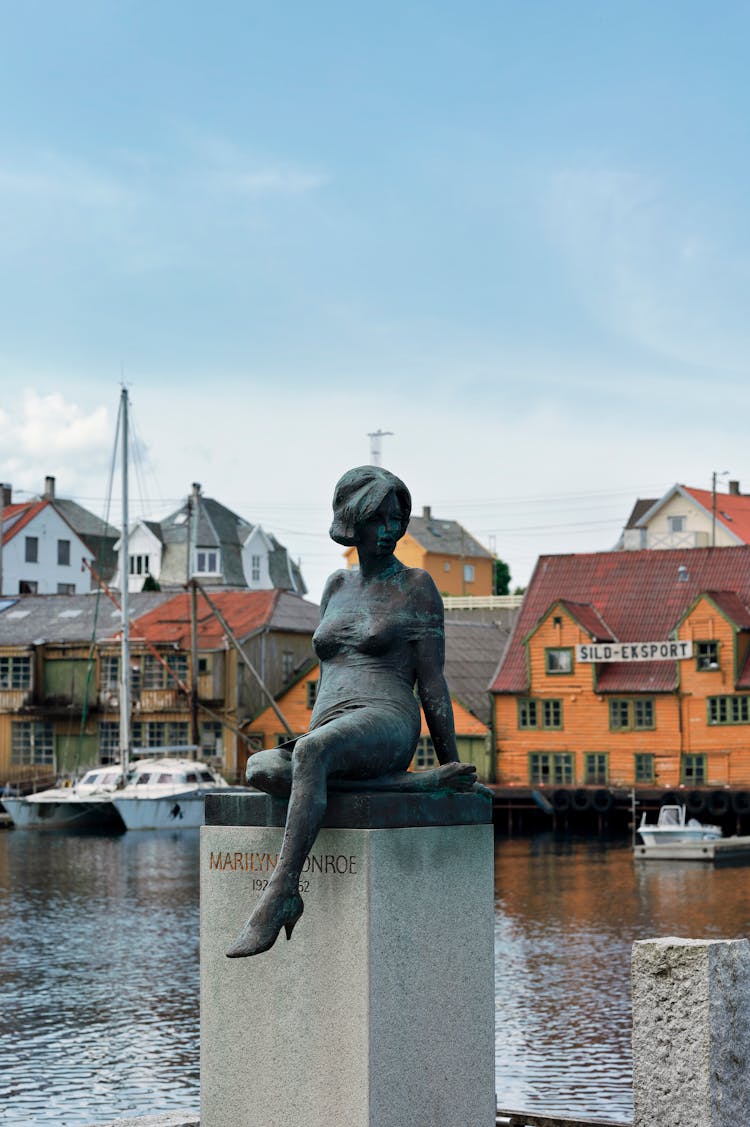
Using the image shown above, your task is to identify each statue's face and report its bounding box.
[354,492,403,557]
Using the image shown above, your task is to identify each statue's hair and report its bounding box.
[329,466,412,547]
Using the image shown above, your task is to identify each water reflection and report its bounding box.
[0,830,200,1126]
[2,829,749,1124]
[494,833,750,1119]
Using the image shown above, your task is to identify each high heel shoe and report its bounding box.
[225,892,304,958]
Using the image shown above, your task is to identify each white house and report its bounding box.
[1,497,94,595]
[619,481,750,552]
[112,484,307,595]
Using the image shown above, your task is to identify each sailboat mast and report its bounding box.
[119,388,131,774]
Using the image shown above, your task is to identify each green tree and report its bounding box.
[493,558,511,596]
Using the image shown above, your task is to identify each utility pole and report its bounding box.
[367,429,393,467]
[712,470,728,547]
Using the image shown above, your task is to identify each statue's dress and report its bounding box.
[308,595,422,778]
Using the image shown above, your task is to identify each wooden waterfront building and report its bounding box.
[0,589,319,788]
[490,547,750,798]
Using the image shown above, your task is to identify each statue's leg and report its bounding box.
[245,746,293,798]
[329,761,478,793]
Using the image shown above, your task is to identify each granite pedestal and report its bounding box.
[632,937,750,1127]
[200,790,495,1127]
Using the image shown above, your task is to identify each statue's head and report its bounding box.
[329,466,412,546]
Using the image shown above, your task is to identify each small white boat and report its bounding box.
[2,767,125,830]
[110,756,229,829]
[637,804,723,847]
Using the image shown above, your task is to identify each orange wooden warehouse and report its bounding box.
[491,546,750,799]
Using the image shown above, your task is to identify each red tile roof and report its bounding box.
[683,487,750,544]
[491,547,750,695]
[122,589,282,647]
[1,499,49,543]
[556,600,616,642]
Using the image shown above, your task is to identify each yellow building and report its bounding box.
[344,505,494,596]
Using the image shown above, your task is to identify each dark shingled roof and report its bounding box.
[443,620,509,724]
[491,546,750,696]
[405,513,492,560]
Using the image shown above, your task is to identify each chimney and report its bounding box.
[422,505,432,520]
[44,475,56,499]
[192,482,202,500]
[0,483,10,507]
[729,480,741,495]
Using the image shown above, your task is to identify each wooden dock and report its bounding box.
[633,834,750,863]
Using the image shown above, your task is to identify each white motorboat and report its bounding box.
[637,804,723,847]
[1,767,125,830]
[110,756,229,829]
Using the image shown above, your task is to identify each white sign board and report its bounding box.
[576,640,693,663]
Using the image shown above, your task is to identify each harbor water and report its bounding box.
[1,827,749,1125]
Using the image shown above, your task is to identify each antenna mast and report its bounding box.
[367,429,393,467]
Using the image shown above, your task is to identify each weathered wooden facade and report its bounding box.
[491,547,750,796]
[0,589,319,787]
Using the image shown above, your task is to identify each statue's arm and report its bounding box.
[411,572,460,765]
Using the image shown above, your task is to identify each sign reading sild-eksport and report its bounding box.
[576,640,693,663]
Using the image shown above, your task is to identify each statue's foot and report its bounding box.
[226,892,303,958]
[410,762,478,792]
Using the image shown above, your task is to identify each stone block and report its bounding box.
[200,819,495,1127]
[632,936,750,1127]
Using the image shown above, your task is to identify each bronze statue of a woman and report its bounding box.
[226,466,480,958]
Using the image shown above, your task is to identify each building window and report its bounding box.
[696,641,720,671]
[518,698,563,730]
[584,753,609,785]
[463,564,475,583]
[25,536,38,563]
[668,515,686,533]
[19,580,38,594]
[707,695,750,725]
[306,680,318,709]
[682,754,706,785]
[545,648,573,675]
[413,736,438,770]
[132,720,189,749]
[444,562,451,572]
[99,721,120,763]
[609,698,655,731]
[196,549,220,575]
[201,721,223,756]
[198,656,210,675]
[529,753,574,786]
[11,721,54,766]
[282,651,294,680]
[143,652,188,690]
[57,539,71,566]
[0,656,32,690]
[251,554,261,582]
[57,583,75,595]
[635,753,655,783]
[129,554,150,576]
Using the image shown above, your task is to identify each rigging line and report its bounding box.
[76,393,124,777]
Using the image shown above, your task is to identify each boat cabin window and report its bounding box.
[157,773,173,783]
[101,772,120,785]
[185,771,199,783]
[199,770,214,782]
[136,773,153,785]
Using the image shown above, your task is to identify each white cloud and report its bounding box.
[543,164,750,374]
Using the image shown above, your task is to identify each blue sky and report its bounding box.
[1,2,749,601]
